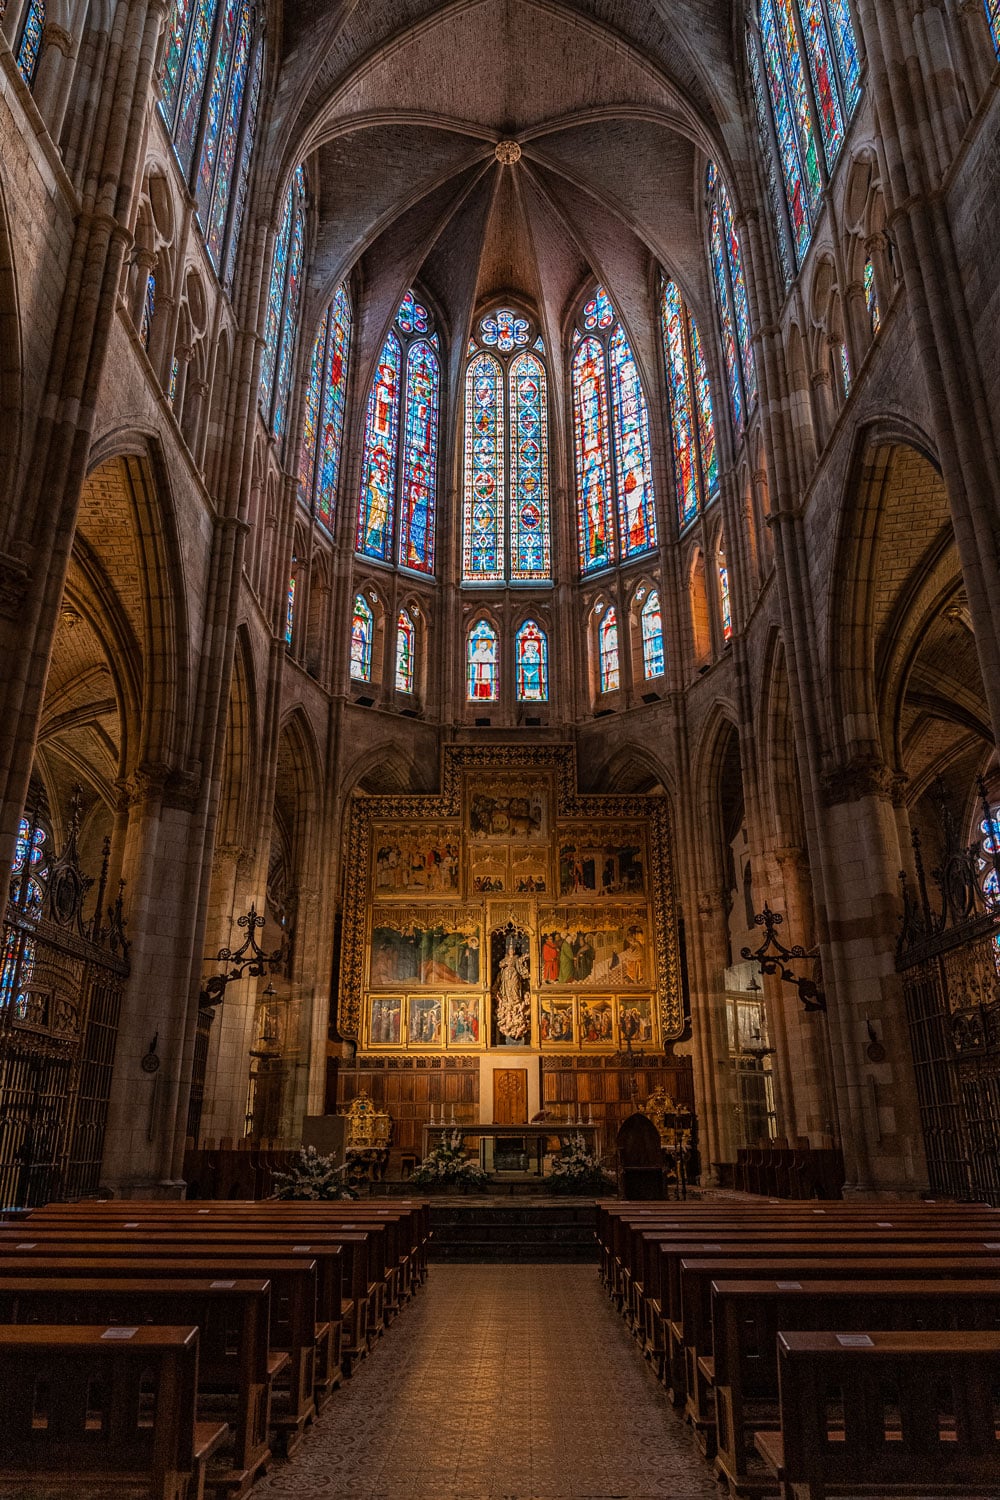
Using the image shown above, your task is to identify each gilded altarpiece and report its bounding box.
[338,746,681,1055]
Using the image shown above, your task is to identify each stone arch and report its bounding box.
[0,175,21,511]
[217,625,259,854]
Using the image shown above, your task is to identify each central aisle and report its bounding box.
[256,1263,721,1500]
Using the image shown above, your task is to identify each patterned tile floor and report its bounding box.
[255,1263,722,1500]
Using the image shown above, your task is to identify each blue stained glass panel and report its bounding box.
[271,178,305,439]
[481,308,529,351]
[467,620,499,702]
[720,179,758,410]
[987,0,1000,55]
[15,0,44,87]
[772,0,823,203]
[205,0,253,268]
[297,306,327,510]
[399,340,440,574]
[161,0,195,125]
[609,326,656,557]
[357,332,401,562]
[747,23,796,280]
[797,0,845,165]
[573,337,615,573]
[864,260,881,335]
[259,188,291,414]
[396,290,429,334]
[758,0,815,264]
[599,608,620,693]
[316,284,351,530]
[284,576,295,645]
[720,554,732,642]
[825,0,862,111]
[350,595,373,681]
[463,353,505,582]
[661,279,700,529]
[516,620,548,702]
[223,37,261,289]
[510,353,551,581]
[641,592,665,679]
[195,0,238,225]
[583,286,615,330]
[141,272,156,350]
[395,609,415,693]
[710,199,743,432]
[688,316,719,498]
[175,0,218,172]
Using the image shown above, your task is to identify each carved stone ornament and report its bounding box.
[495,140,521,164]
[820,756,905,807]
[0,553,30,621]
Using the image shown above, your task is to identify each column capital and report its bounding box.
[821,756,907,807]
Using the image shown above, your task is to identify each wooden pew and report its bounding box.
[710,1278,1000,1495]
[0,1324,228,1500]
[0,1276,279,1497]
[0,1253,319,1452]
[754,1330,1000,1500]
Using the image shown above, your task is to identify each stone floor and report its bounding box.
[256,1262,722,1500]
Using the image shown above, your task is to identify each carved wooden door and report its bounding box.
[493,1068,528,1124]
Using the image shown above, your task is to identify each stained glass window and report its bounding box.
[864,259,881,336]
[719,549,733,643]
[350,595,373,682]
[481,308,529,352]
[516,620,548,703]
[839,340,851,398]
[641,592,665,679]
[395,609,415,693]
[159,0,261,289]
[610,327,657,557]
[399,340,440,573]
[355,293,440,573]
[977,801,1000,907]
[169,355,180,404]
[467,620,499,702]
[464,354,504,582]
[661,279,719,530]
[284,577,295,646]
[1,818,46,1018]
[140,272,156,351]
[583,286,615,330]
[987,0,1000,56]
[599,607,620,693]
[573,337,615,572]
[15,0,44,86]
[509,354,550,581]
[260,168,306,440]
[749,0,863,271]
[707,166,758,434]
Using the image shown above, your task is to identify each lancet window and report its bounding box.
[719,545,733,643]
[350,595,374,682]
[572,286,656,574]
[599,607,621,693]
[987,1,1000,55]
[660,278,719,530]
[515,620,549,703]
[640,591,665,679]
[707,166,758,435]
[159,0,262,287]
[14,0,44,86]
[467,620,499,702]
[747,0,862,277]
[298,283,352,531]
[864,260,881,336]
[463,309,550,583]
[395,610,415,694]
[284,577,295,646]
[259,166,306,440]
[1,818,47,1017]
[357,292,440,575]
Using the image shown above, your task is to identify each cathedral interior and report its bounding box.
[2,0,1000,1216]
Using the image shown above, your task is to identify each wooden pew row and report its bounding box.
[756,1331,1000,1500]
[0,1276,278,1498]
[0,1252,321,1454]
[710,1277,1000,1496]
[0,1324,228,1500]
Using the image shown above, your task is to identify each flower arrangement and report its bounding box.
[548,1132,613,1194]
[271,1146,358,1201]
[411,1129,489,1189]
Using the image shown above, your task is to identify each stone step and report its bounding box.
[428,1200,599,1262]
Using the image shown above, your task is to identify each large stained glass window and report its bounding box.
[467,619,499,702]
[259,167,306,440]
[641,591,665,679]
[748,0,863,274]
[660,278,720,530]
[515,620,549,703]
[598,607,620,693]
[572,286,656,573]
[298,283,352,531]
[462,311,550,584]
[15,0,45,86]
[1,817,47,1019]
[159,0,262,288]
[356,292,441,573]
[707,166,758,435]
[350,595,374,682]
[395,609,415,693]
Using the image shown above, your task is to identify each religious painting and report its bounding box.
[539,996,575,1045]
[368,995,402,1047]
[579,996,615,1045]
[369,908,482,987]
[373,826,461,895]
[468,776,547,842]
[448,996,483,1047]
[491,925,531,1045]
[618,996,655,1045]
[538,907,648,987]
[409,996,443,1045]
[558,833,644,897]
[470,848,507,894]
[511,846,548,894]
